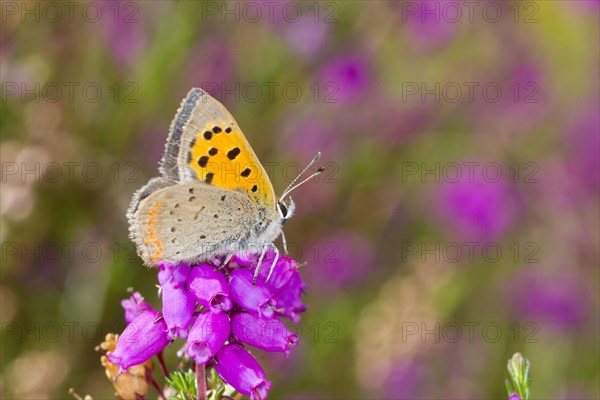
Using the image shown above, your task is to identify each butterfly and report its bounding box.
[127,88,322,281]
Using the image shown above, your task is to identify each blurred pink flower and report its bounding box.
[401,0,457,51]
[507,268,592,330]
[285,118,343,159]
[433,171,520,242]
[99,1,148,69]
[306,231,375,291]
[385,359,428,399]
[281,15,329,57]
[184,36,235,98]
[470,62,549,138]
[565,105,600,192]
[318,52,371,104]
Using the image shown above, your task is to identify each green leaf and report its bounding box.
[166,370,197,400]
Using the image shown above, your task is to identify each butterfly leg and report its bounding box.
[222,253,234,267]
[252,244,269,285]
[265,244,280,283]
[280,230,289,255]
[215,254,233,273]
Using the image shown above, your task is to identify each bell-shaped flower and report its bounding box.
[229,269,275,317]
[252,252,299,295]
[186,310,230,364]
[158,263,190,288]
[273,271,306,323]
[231,312,298,356]
[108,310,170,373]
[161,269,196,339]
[100,333,153,399]
[214,343,272,400]
[188,264,232,312]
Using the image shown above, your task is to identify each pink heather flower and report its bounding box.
[188,264,232,312]
[121,291,153,324]
[108,310,170,372]
[214,343,272,400]
[158,263,190,287]
[161,278,196,339]
[186,310,230,364]
[508,395,522,400]
[273,271,306,323]
[229,269,276,318]
[160,264,195,339]
[251,250,299,294]
[113,251,306,398]
[231,312,298,356]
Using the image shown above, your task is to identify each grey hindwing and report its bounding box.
[131,182,260,264]
[127,176,176,246]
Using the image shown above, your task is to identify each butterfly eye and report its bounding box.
[278,202,288,219]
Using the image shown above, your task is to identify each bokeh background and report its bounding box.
[1,1,599,399]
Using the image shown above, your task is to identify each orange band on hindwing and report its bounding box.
[144,201,164,262]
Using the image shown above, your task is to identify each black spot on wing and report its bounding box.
[204,131,212,140]
[251,185,257,192]
[212,126,222,133]
[241,168,251,177]
[225,127,232,133]
[198,156,209,168]
[205,172,214,184]
[209,147,218,156]
[227,147,241,160]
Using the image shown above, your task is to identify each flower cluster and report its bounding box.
[107,250,305,400]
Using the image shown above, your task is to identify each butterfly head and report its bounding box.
[275,152,323,226]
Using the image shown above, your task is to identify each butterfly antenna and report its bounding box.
[280,152,324,201]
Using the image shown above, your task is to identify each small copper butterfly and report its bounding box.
[127,88,322,280]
